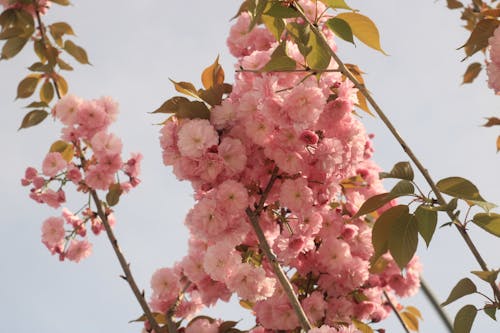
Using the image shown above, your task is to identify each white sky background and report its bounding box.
[1,0,499,332]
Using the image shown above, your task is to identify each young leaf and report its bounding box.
[51,0,71,5]
[326,18,354,44]
[483,117,500,127]
[388,211,418,269]
[54,74,68,96]
[460,19,500,58]
[248,0,268,31]
[436,176,485,202]
[264,2,299,18]
[152,96,190,114]
[262,42,296,71]
[334,12,387,54]
[201,56,224,89]
[390,180,415,196]
[261,14,285,41]
[1,36,28,60]
[414,205,437,247]
[462,62,482,84]
[306,31,331,70]
[447,0,463,9]
[0,26,23,39]
[371,205,409,264]
[18,109,48,129]
[383,161,414,181]
[351,318,373,333]
[40,80,54,104]
[453,305,477,333]
[50,140,74,162]
[106,183,123,207]
[405,306,423,320]
[175,100,210,120]
[353,192,391,218]
[16,75,40,99]
[320,0,353,10]
[400,311,419,331]
[129,312,167,325]
[199,85,224,106]
[470,269,500,283]
[484,305,497,321]
[441,278,477,306]
[57,57,73,71]
[497,136,500,153]
[169,79,200,98]
[63,40,90,64]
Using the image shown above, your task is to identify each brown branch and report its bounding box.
[420,278,454,333]
[165,281,191,333]
[245,166,312,331]
[33,2,163,331]
[383,291,411,333]
[293,1,500,303]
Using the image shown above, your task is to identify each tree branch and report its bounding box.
[383,291,411,333]
[420,278,454,333]
[245,166,312,331]
[293,1,500,302]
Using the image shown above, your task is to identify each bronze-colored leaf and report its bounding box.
[201,55,225,89]
[19,109,48,129]
[51,0,71,5]
[106,183,123,206]
[460,19,500,58]
[56,57,73,71]
[152,96,190,114]
[17,75,41,99]
[0,26,23,39]
[54,74,68,96]
[63,40,90,64]
[1,36,28,60]
[447,0,464,9]
[169,79,199,98]
[40,80,54,104]
[462,62,482,84]
[483,117,500,127]
[199,85,224,106]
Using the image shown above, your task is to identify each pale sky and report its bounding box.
[1,1,499,332]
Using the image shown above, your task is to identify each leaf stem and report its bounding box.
[245,166,312,331]
[293,1,500,303]
[383,291,411,333]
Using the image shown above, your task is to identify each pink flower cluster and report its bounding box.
[153,2,421,332]
[487,25,500,94]
[22,95,142,262]
[0,0,50,15]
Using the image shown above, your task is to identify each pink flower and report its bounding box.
[42,152,67,177]
[283,83,325,127]
[215,180,249,215]
[66,240,92,263]
[280,178,313,214]
[52,94,82,125]
[177,119,219,158]
[185,318,220,333]
[218,137,247,175]
[123,152,143,178]
[487,61,500,94]
[90,131,123,159]
[150,267,181,302]
[226,263,275,301]
[41,216,65,253]
[85,166,114,190]
[203,241,241,282]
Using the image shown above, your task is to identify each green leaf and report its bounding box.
[326,18,354,44]
[286,22,311,59]
[335,12,386,54]
[388,210,418,269]
[40,80,54,104]
[371,205,409,264]
[63,40,90,64]
[1,36,28,60]
[353,192,391,218]
[381,161,414,181]
[49,140,74,162]
[264,2,299,18]
[106,183,123,207]
[176,100,210,120]
[414,205,437,247]
[18,109,48,129]
[471,269,500,283]
[390,180,415,196]
[306,30,331,71]
[249,0,268,31]
[472,213,500,237]
[453,305,477,333]
[441,278,477,306]
[262,42,296,71]
[484,305,497,321]
[262,14,285,41]
[169,79,200,98]
[320,0,353,10]
[152,96,190,114]
[351,318,373,333]
[16,75,40,99]
[462,62,482,84]
[0,26,23,39]
[28,61,51,72]
[460,19,500,59]
[436,177,485,201]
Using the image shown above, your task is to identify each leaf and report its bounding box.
[462,62,482,84]
[320,0,353,10]
[460,19,500,58]
[28,61,51,72]
[389,210,418,269]
[470,269,500,283]
[481,9,500,18]
[441,278,477,306]
[54,74,68,96]
[50,140,74,162]
[390,180,415,196]
[414,205,437,247]
[249,0,268,31]
[306,30,331,70]
[33,39,46,62]
[436,176,485,201]
[344,63,373,116]
[106,183,123,206]
[0,26,23,39]
[169,79,199,98]
[51,0,71,5]
[484,305,497,321]
[176,100,210,120]
[447,0,464,9]
[264,2,299,18]
[49,21,74,46]
[199,85,224,106]
[262,14,285,41]
[129,312,167,325]
[40,80,54,104]
[353,193,391,218]
[16,75,40,99]
[1,36,28,60]
[401,311,419,331]
[351,318,373,333]
[497,136,500,153]
[262,42,296,71]
[201,56,224,89]
[18,109,48,129]
[453,305,477,333]
[483,117,500,127]
[57,57,73,71]
[25,101,49,108]
[371,205,409,264]
[405,306,423,320]
[63,40,90,64]
[152,96,190,114]
[286,22,311,59]
[219,321,238,333]
[382,161,414,181]
[326,18,354,44]
[335,12,386,54]
[472,213,500,237]
[239,299,254,310]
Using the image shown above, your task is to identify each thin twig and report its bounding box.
[420,278,454,333]
[293,1,500,302]
[383,291,411,333]
[33,3,163,331]
[165,281,191,333]
[236,67,341,73]
[245,167,312,331]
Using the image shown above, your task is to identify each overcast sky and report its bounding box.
[1,1,500,332]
